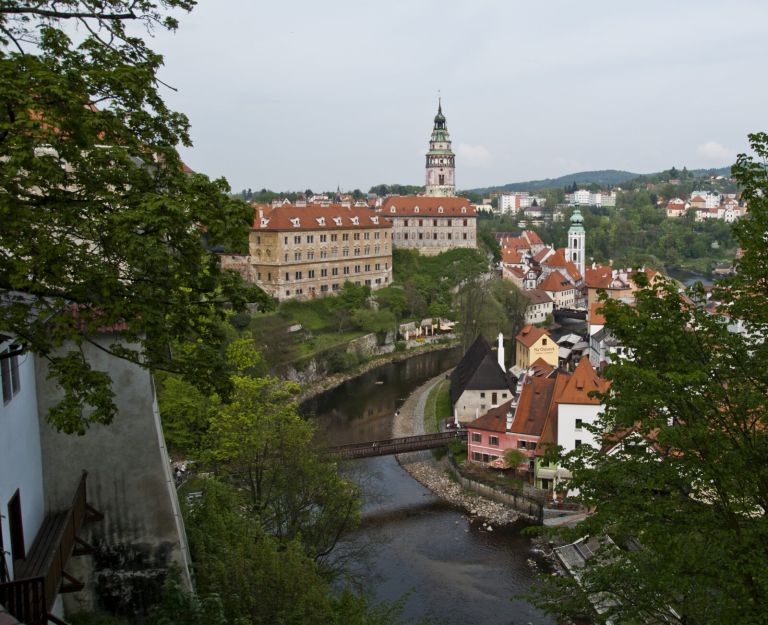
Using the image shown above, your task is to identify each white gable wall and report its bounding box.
[557,402,603,453]
[455,388,513,423]
[0,347,45,578]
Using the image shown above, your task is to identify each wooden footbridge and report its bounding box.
[324,430,467,460]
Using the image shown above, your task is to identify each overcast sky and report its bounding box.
[148,0,768,193]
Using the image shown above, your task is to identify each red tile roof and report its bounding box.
[380,196,476,216]
[528,357,556,377]
[557,357,608,405]
[511,376,558,435]
[532,248,553,263]
[536,374,570,453]
[542,248,582,281]
[252,203,390,231]
[515,324,552,348]
[589,301,606,325]
[467,399,514,433]
[523,230,543,246]
[539,270,573,292]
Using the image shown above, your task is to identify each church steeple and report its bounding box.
[425,100,456,197]
[567,208,586,278]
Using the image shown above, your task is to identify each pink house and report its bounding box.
[467,374,558,472]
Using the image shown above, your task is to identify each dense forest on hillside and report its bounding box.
[468,166,732,195]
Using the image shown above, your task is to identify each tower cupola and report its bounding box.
[425,100,456,197]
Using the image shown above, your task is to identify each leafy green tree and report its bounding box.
[531,134,768,625]
[454,276,503,349]
[0,1,269,433]
[374,286,407,319]
[184,481,411,625]
[204,372,360,562]
[148,573,231,625]
[352,308,396,337]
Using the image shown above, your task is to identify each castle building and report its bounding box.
[425,100,456,197]
[380,196,476,256]
[223,203,393,301]
[378,103,476,255]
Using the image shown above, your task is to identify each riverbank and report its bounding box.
[297,339,459,403]
[391,372,520,527]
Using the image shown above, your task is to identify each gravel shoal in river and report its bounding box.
[392,372,520,527]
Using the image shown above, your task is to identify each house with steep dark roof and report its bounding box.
[450,335,514,423]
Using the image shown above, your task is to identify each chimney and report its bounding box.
[506,410,513,431]
[497,332,505,371]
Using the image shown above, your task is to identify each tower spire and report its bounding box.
[425,101,455,196]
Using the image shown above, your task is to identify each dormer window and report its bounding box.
[333,217,342,226]
[350,216,359,225]
[370,216,379,224]
[390,206,396,213]
[290,217,301,228]
[414,207,420,213]
[461,207,467,214]
[260,218,270,228]
[316,217,326,226]
[438,207,444,214]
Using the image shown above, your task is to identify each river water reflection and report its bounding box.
[302,348,553,625]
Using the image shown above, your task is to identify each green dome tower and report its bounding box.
[425,100,456,197]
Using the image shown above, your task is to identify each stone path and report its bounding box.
[393,372,520,527]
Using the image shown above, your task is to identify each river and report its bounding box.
[302,348,553,625]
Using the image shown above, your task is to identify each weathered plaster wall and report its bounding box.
[34,336,191,618]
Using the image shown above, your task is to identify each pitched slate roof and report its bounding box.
[526,288,553,306]
[450,335,511,405]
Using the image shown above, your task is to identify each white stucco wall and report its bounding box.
[0,347,45,578]
[455,388,512,423]
[556,403,603,453]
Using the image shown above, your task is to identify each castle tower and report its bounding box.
[425,100,456,197]
[567,208,586,278]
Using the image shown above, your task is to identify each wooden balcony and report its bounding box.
[0,472,102,625]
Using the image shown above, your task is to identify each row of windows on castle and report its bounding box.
[276,245,389,263]
[254,231,390,246]
[396,231,473,241]
[396,218,471,227]
[257,261,390,283]
[284,276,387,298]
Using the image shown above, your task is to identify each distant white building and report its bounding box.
[566,190,617,207]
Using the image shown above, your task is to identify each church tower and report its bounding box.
[425,100,456,197]
[567,208,586,278]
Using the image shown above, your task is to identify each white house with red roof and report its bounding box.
[467,357,608,493]
[538,270,578,309]
[523,289,553,325]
